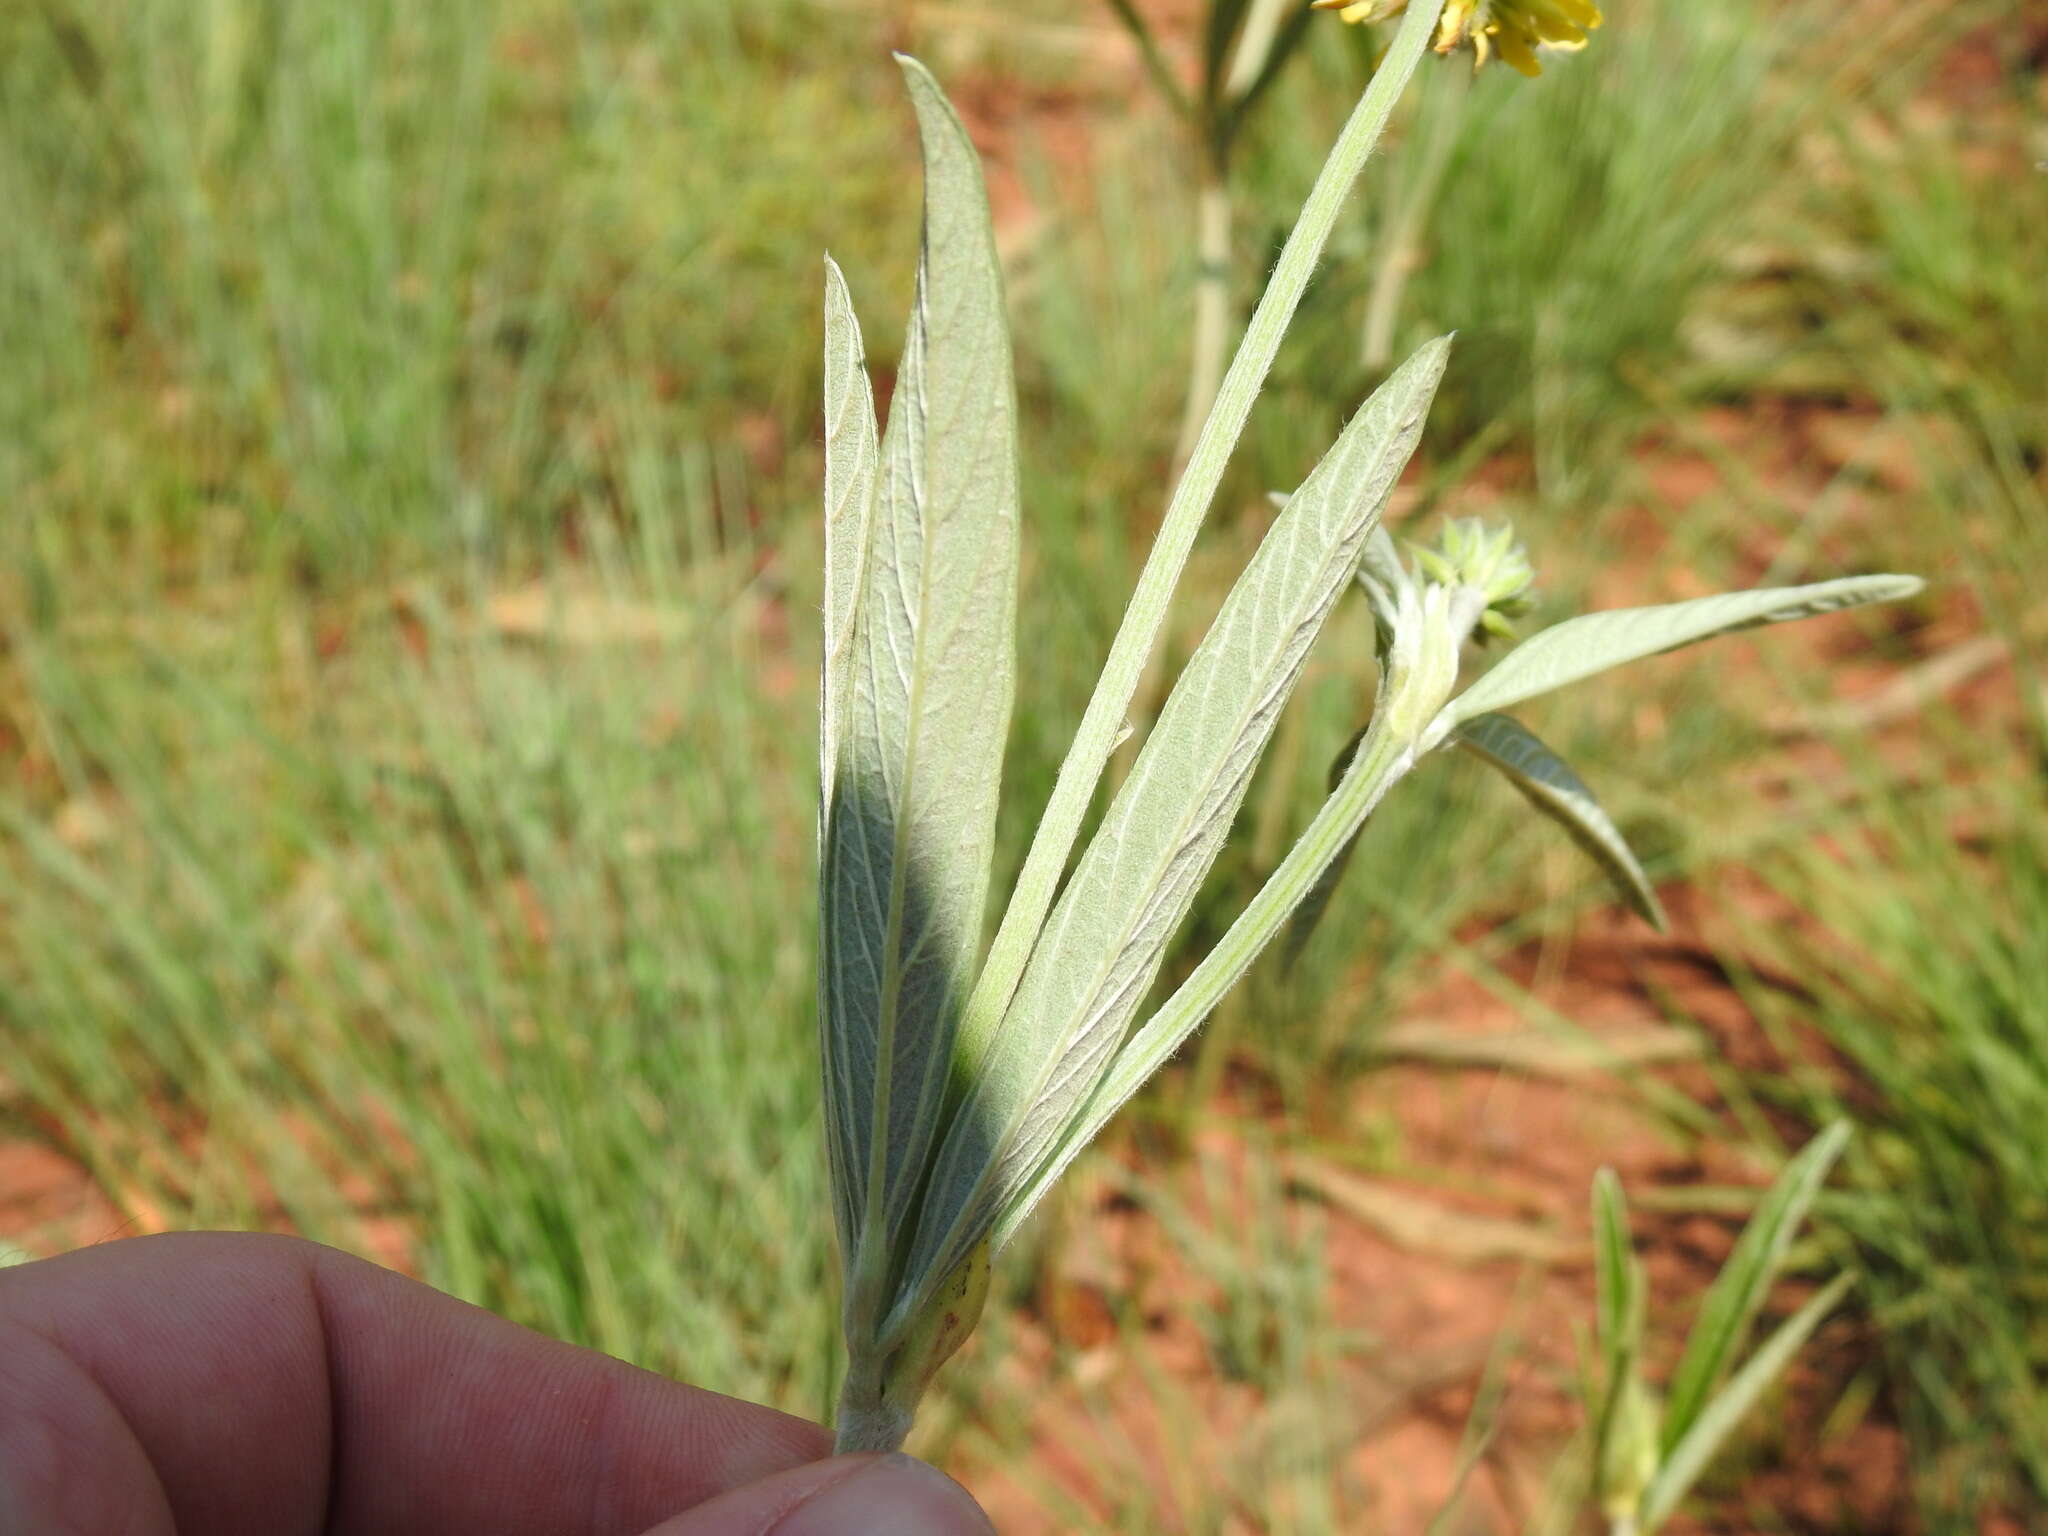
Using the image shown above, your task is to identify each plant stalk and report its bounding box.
[1221,0,1297,100]
[833,1357,911,1454]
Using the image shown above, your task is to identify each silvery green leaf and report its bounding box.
[1444,575,1925,726]
[820,256,879,829]
[819,257,881,1255]
[1660,1122,1849,1454]
[903,336,1450,1300]
[1271,525,1415,968]
[987,709,1419,1257]
[1454,712,1667,931]
[820,55,1020,1288]
[1641,1271,1854,1530]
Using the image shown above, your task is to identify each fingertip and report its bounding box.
[641,1452,992,1536]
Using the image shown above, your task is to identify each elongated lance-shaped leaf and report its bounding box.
[820,56,1020,1311]
[1660,1122,1849,1453]
[901,338,1451,1306]
[1444,575,1924,727]
[1455,712,1667,931]
[1641,1271,1854,1530]
[993,696,1419,1255]
[820,257,879,830]
[819,257,881,1256]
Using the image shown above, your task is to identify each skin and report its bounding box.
[0,1231,990,1536]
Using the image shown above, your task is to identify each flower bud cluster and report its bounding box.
[1410,516,1536,643]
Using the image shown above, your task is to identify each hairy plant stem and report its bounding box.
[952,0,1450,1091]
[834,1356,911,1454]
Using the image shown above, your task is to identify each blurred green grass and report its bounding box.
[1,0,2042,1527]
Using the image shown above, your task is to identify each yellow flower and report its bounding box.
[1311,0,1602,76]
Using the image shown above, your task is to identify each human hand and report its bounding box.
[0,1231,992,1535]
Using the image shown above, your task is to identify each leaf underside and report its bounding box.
[819,256,880,1255]
[819,55,1021,1299]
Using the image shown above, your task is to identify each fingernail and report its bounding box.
[773,1453,993,1536]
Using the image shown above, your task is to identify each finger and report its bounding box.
[637,1453,992,1536]
[0,1231,829,1536]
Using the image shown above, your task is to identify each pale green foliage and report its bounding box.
[819,12,1451,1451]
[1590,1128,1854,1534]
[1642,1275,1855,1528]
[816,30,1917,1457]
[818,56,1021,1441]
[1291,548,1921,960]
[1445,576,1923,727]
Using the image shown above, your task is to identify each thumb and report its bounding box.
[640,1451,993,1536]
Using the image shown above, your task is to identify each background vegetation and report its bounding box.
[2,0,2040,1529]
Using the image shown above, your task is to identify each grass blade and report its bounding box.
[1446,575,1924,725]
[1455,712,1667,930]
[1590,1169,1661,1526]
